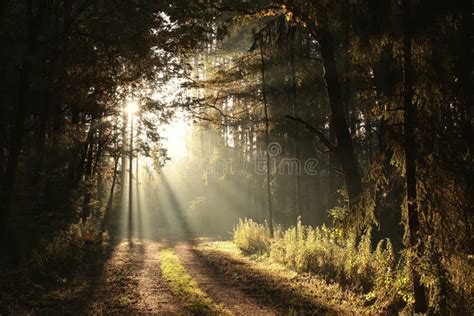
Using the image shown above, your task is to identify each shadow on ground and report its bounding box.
[192,246,335,315]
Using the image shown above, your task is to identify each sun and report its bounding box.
[125,100,139,115]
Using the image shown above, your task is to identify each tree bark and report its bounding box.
[82,134,95,222]
[128,114,134,240]
[459,0,473,155]
[327,124,338,209]
[319,31,363,205]
[402,0,427,312]
[101,155,119,238]
[120,109,128,202]
[289,32,302,225]
[260,40,274,237]
[284,1,363,208]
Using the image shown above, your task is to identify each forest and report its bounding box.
[0,0,472,315]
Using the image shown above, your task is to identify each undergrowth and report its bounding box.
[0,219,105,314]
[233,218,272,255]
[233,218,408,312]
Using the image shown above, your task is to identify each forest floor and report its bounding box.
[1,239,365,315]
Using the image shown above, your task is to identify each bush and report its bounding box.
[233,218,271,255]
[234,217,404,310]
[232,216,473,312]
[28,219,103,282]
[270,221,400,295]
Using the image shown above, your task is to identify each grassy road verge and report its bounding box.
[159,248,230,315]
[196,241,367,314]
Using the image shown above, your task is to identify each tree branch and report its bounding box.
[285,115,336,151]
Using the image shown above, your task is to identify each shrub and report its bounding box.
[30,223,85,273]
[235,217,404,309]
[28,219,104,283]
[232,216,473,312]
[233,218,271,255]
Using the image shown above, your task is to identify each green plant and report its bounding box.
[233,218,271,255]
[236,218,410,311]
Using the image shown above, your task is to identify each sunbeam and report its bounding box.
[3,2,470,314]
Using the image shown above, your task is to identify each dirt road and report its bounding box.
[8,238,333,315]
[42,239,283,315]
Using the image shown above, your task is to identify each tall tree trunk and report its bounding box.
[249,123,258,219]
[289,32,301,225]
[82,135,95,222]
[260,41,274,237]
[0,0,46,240]
[459,0,473,155]
[285,1,363,209]
[402,0,427,312]
[0,64,30,240]
[31,64,54,186]
[319,31,363,206]
[128,113,134,240]
[101,155,119,238]
[120,110,128,202]
[327,125,338,209]
[247,124,254,218]
[135,154,142,239]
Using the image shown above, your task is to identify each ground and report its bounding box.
[1,239,366,315]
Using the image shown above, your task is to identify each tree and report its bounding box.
[402,0,427,311]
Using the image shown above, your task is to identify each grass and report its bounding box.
[233,218,271,255]
[230,217,474,313]
[159,248,229,315]
[232,218,407,313]
[198,241,366,314]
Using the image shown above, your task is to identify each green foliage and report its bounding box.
[234,212,472,312]
[234,218,409,310]
[233,218,271,255]
[29,223,88,276]
[270,221,380,290]
[25,219,110,288]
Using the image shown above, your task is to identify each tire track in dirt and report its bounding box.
[85,240,190,315]
[173,242,281,316]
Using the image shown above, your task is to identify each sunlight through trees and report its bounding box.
[0,1,472,314]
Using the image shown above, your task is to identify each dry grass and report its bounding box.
[232,219,408,313]
[198,241,367,314]
[233,218,271,255]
